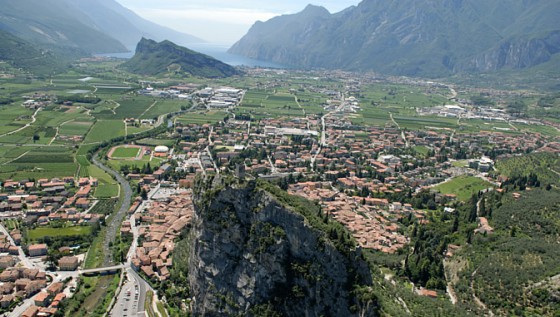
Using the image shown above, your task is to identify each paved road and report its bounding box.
[111,268,147,317]
[92,153,133,267]
[0,224,36,269]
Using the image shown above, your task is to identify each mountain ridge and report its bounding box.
[229,0,560,77]
[0,0,202,54]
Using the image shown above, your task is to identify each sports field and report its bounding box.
[434,176,494,201]
[111,147,140,158]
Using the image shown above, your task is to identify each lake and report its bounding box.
[97,42,285,68]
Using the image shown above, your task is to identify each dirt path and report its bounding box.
[2,151,30,166]
[471,268,495,316]
[390,113,410,147]
[0,107,41,137]
[139,101,158,118]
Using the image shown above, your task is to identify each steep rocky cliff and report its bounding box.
[188,177,377,316]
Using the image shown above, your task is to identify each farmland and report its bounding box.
[175,111,228,125]
[235,90,309,119]
[0,146,77,180]
[84,120,125,143]
[88,165,119,198]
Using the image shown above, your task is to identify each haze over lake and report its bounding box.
[98,42,284,68]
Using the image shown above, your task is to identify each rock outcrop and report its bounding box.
[121,38,240,78]
[188,177,377,316]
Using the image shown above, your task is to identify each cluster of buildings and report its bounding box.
[129,191,193,281]
[0,177,103,225]
[419,104,544,127]
[18,282,67,317]
[289,182,410,253]
[195,87,245,109]
[0,231,71,316]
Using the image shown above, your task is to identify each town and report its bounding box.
[0,65,559,316]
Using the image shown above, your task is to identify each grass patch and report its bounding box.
[88,165,119,198]
[145,290,156,317]
[27,226,92,241]
[111,147,140,158]
[157,301,169,317]
[434,176,494,201]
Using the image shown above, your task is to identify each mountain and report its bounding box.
[0,0,126,54]
[0,29,68,75]
[229,1,560,77]
[70,0,203,50]
[120,38,240,78]
[0,0,201,54]
[186,177,377,316]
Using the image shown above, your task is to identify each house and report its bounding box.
[58,256,79,271]
[21,305,39,317]
[474,217,494,235]
[0,255,16,269]
[418,288,438,298]
[34,291,50,307]
[0,294,14,308]
[46,282,63,296]
[0,269,20,282]
[25,280,46,296]
[75,198,90,209]
[28,244,48,257]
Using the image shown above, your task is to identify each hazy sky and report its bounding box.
[116,0,361,45]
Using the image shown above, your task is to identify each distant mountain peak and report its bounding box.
[229,0,560,77]
[302,4,330,15]
[121,38,240,78]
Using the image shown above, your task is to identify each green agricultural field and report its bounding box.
[88,165,119,198]
[111,147,140,158]
[93,97,156,120]
[27,226,92,241]
[351,106,391,127]
[237,90,306,118]
[127,125,153,135]
[175,111,228,125]
[0,146,77,181]
[84,120,125,143]
[434,176,494,201]
[0,104,33,135]
[140,100,184,119]
[59,120,94,137]
[394,115,458,130]
[136,138,176,147]
[0,146,30,165]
